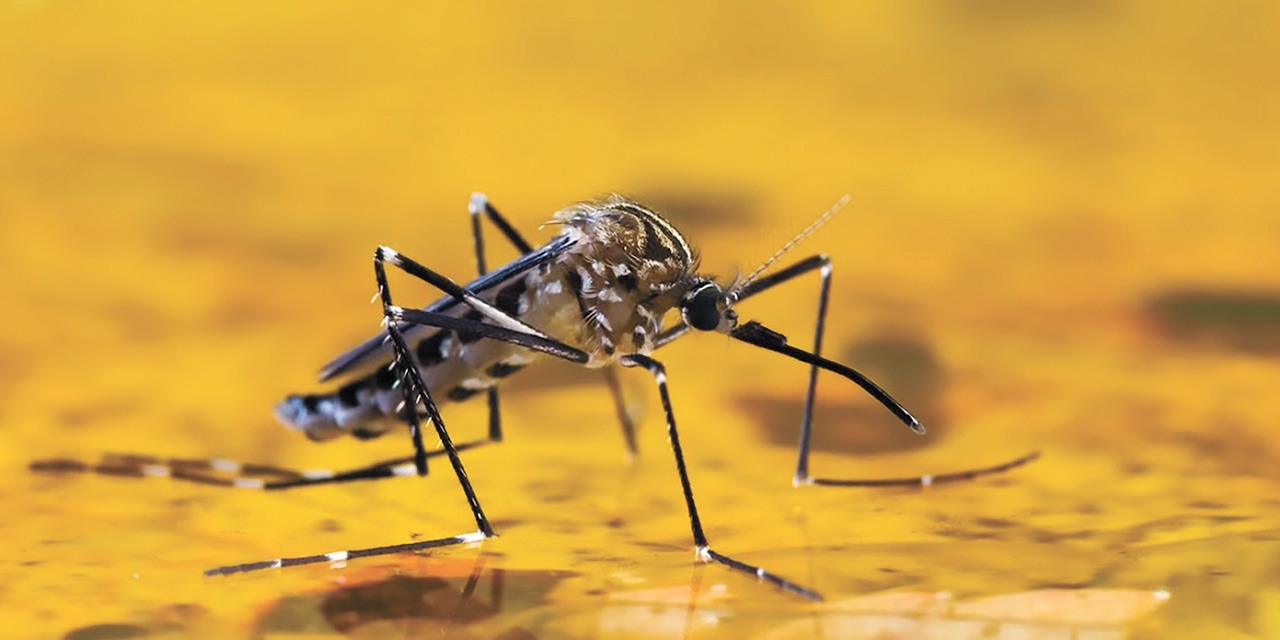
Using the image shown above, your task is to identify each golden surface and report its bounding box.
[3,2,1279,639]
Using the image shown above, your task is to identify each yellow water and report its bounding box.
[2,2,1279,639]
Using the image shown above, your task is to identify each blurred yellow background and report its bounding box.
[2,2,1278,639]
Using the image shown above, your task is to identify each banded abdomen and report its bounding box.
[274,263,586,442]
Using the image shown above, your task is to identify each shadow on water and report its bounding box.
[1146,289,1280,354]
[62,563,570,640]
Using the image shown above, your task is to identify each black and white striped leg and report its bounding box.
[733,254,1040,487]
[603,365,639,458]
[468,192,535,444]
[205,531,489,577]
[206,257,561,576]
[29,442,492,491]
[620,354,823,601]
[374,252,494,535]
[205,284,595,576]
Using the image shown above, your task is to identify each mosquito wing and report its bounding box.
[317,234,575,382]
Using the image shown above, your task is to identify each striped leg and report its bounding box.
[468,192,533,444]
[661,254,1039,487]
[206,251,591,576]
[620,354,823,601]
[30,441,492,490]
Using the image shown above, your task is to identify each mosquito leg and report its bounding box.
[205,532,489,577]
[468,192,535,444]
[207,255,544,576]
[206,276,596,576]
[620,354,823,601]
[602,365,639,458]
[809,451,1041,487]
[469,192,534,256]
[374,253,494,535]
[29,442,498,490]
[718,255,1040,487]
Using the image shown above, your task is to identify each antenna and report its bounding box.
[728,194,850,302]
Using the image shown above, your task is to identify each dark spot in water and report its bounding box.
[1147,289,1280,354]
[317,518,343,533]
[495,627,539,640]
[934,527,1000,541]
[605,517,626,529]
[1187,500,1228,510]
[62,624,148,640]
[974,517,1016,528]
[630,187,759,228]
[322,576,491,632]
[739,330,945,454]
[247,569,569,636]
[946,0,1109,22]
[55,399,143,429]
[351,428,385,441]
[1032,580,1095,590]
[1029,529,1095,544]
[252,593,331,637]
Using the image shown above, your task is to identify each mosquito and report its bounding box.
[32,193,1038,601]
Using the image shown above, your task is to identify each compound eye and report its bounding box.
[683,283,722,332]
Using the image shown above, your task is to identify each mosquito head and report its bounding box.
[680,280,738,333]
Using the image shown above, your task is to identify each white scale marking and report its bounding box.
[392,464,417,477]
[210,458,241,473]
[141,465,170,478]
[302,469,335,480]
[234,478,265,490]
[326,551,349,562]
[468,192,487,215]
[460,377,492,390]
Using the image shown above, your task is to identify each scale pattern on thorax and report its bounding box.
[274,195,700,442]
